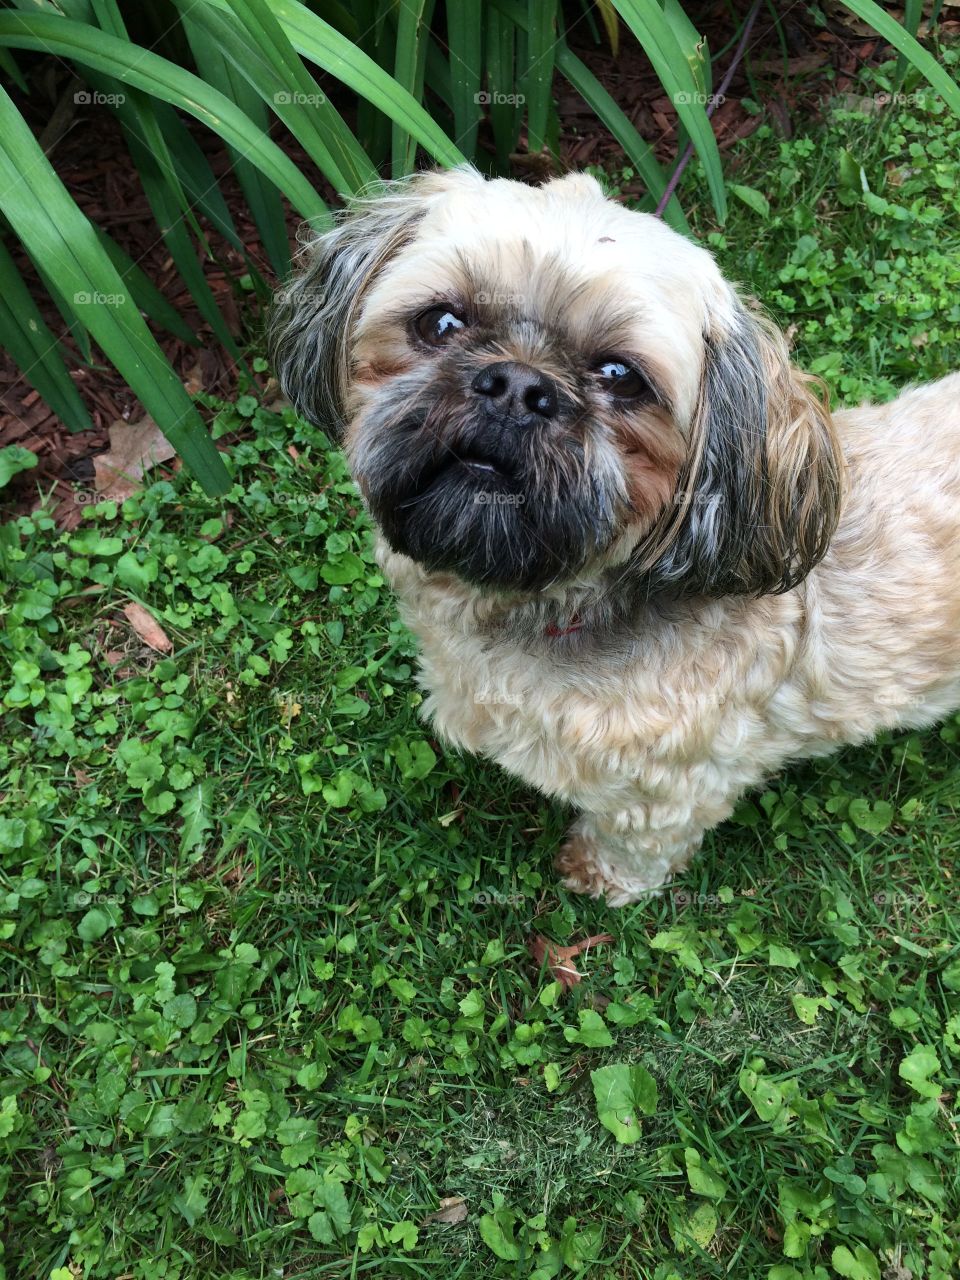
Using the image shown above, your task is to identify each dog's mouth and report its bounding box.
[453,447,516,480]
[357,407,617,591]
[460,453,501,475]
[419,442,519,492]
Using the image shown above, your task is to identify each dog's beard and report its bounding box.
[348,367,628,591]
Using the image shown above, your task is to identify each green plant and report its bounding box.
[2,60,960,1276]
[1,0,959,491]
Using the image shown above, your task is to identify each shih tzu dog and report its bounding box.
[270,166,960,906]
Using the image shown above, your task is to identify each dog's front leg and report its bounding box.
[555,806,712,907]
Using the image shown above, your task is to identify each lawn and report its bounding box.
[2,54,960,1280]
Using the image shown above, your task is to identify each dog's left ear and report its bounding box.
[268,167,483,435]
[638,292,844,597]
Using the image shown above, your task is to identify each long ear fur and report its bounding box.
[268,167,481,434]
[634,297,844,597]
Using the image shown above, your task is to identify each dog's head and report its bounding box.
[270,168,842,597]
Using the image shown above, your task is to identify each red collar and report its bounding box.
[545,613,583,638]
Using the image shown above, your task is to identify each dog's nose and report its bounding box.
[471,361,558,420]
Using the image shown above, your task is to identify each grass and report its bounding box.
[2,51,960,1280]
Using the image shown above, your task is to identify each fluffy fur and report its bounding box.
[271,167,960,905]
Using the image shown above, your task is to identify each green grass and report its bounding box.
[2,53,960,1280]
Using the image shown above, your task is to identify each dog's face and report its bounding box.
[271,169,842,598]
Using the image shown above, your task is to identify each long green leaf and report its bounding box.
[489,0,683,230]
[122,123,240,357]
[837,0,960,116]
[556,43,687,233]
[152,99,246,254]
[608,0,726,221]
[486,3,518,173]
[0,239,93,432]
[524,0,557,153]
[424,36,454,116]
[28,256,93,363]
[192,0,464,173]
[392,0,437,177]
[91,0,252,274]
[0,83,229,493]
[79,55,240,355]
[258,0,465,168]
[896,0,923,83]
[181,13,290,278]
[175,3,354,197]
[58,64,241,357]
[352,0,392,168]
[446,0,482,158]
[0,11,327,222]
[663,0,710,101]
[94,228,197,343]
[0,45,27,91]
[219,0,377,194]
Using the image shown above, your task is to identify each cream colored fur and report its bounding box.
[379,375,960,905]
[273,168,960,905]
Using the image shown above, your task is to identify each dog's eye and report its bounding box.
[414,306,467,347]
[593,359,647,400]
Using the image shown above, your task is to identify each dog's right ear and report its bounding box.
[268,167,481,435]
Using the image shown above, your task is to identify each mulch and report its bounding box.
[1,0,946,521]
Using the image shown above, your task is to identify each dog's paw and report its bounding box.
[555,834,667,907]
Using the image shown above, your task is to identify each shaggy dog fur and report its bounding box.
[270,167,960,905]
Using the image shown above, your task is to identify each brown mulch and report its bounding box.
[1,1,949,521]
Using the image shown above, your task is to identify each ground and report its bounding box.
[1,47,960,1280]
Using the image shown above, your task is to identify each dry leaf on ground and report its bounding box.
[93,416,176,501]
[528,932,615,990]
[421,1197,468,1226]
[122,603,172,653]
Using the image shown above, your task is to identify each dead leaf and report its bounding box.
[527,932,614,990]
[260,378,289,414]
[122,603,172,653]
[422,1196,468,1226]
[183,361,204,397]
[277,693,302,726]
[93,416,176,501]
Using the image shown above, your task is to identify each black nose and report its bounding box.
[471,361,558,421]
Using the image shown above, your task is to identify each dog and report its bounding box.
[270,166,960,905]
